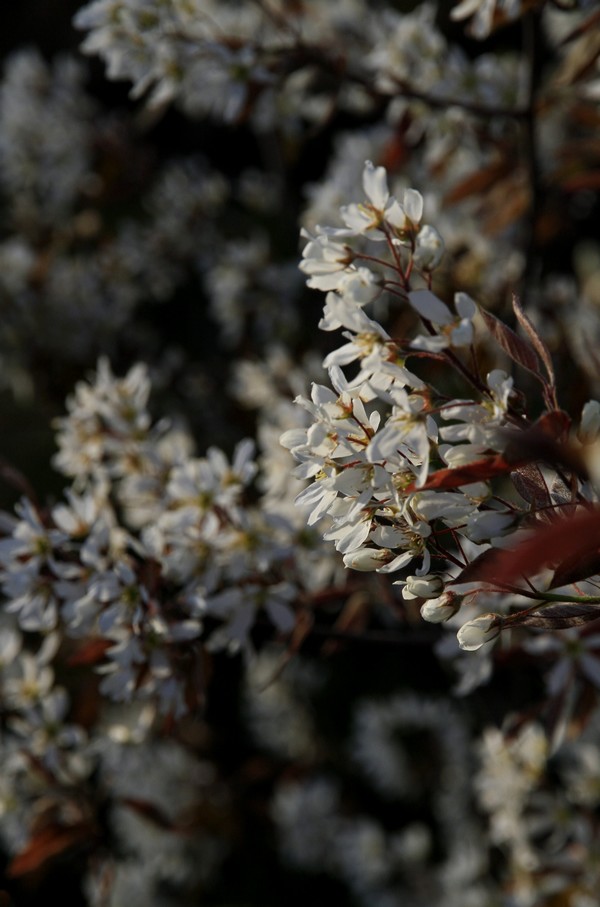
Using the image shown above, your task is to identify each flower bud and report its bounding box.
[578,400,600,444]
[343,547,393,571]
[413,225,444,271]
[456,613,501,651]
[420,592,462,623]
[401,574,445,600]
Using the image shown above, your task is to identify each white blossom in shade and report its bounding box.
[204,233,302,347]
[339,162,417,240]
[319,271,384,335]
[95,735,230,899]
[339,162,402,238]
[560,735,600,809]
[475,723,547,872]
[51,487,106,538]
[0,623,22,670]
[0,49,93,225]
[97,631,146,703]
[413,224,445,271]
[350,692,476,881]
[271,776,341,872]
[524,630,600,698]
[463,509,514,543]
[2,565,60,632]
[408,289,454,325]
[7,686,91,783]
[365,397,436,488]
[457,613,501,651]
[333,818,392,895]
[451,0,524,39]
[2,650,55,710]
[409,290,476,352]
[367,5,447,96]
[299,229,356,291]
[242,647,322,762]
[202,581,296,655]
[0,498,65,572]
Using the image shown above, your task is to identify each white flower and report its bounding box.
[343,547,396,571]
[457,613,501,651]
[413,224,445,271]
[409,290,476,352]
[362,159,389,209]
[408,289,453,324]
[578,400,600,444]
[400,574,445,600]
[402,188,424,224]
[464,510,514,543]
[420,592,462,623]
[299,230,354,291]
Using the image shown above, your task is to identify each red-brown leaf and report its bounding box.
[480,307,542,378]
[511,463,551,512]
[120,798,178,831]
[506,604,600,630]
[411,454,522,491]
[66,638,111,666]
[7,824,93,877]
[551,547,600,590]
[451,546,509,586]
[443,160,512,204]
[512,294,556,396]
[461,506,600,588]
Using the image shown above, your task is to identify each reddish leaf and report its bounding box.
[480,307,542,378]
[503,413,581,478]
[451,546,508,586]
[533,410,572,443]
[558,7,600,46]
[511,463,551,512]
[66,638,111,666]
[7,823,93,877]
[512,295,556,399]
[411,454,522,492]
[551,547,600,590]
[482,179,530,236]
[120,798,178,831]
[379,132,410,172]
[506,604,600,630]
[444,160,511,204]
[461,506,600,589]
[561,172,600,193]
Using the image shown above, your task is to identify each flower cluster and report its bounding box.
[2,1,600,905]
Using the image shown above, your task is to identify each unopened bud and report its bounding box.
[456,613,501,651]
[420,591,462,623]
[401,574,445,601]
[413,225,444,271]
[343,547,393,571]
[578,400,600,444]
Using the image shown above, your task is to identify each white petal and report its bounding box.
[455,292,477,319]
[403,189,423,224]
[362,160,389,209]
[457,614,500,651]
[408,290,453,325]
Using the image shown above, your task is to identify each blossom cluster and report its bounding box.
[285,158,600,656]
[2,1,600,905]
